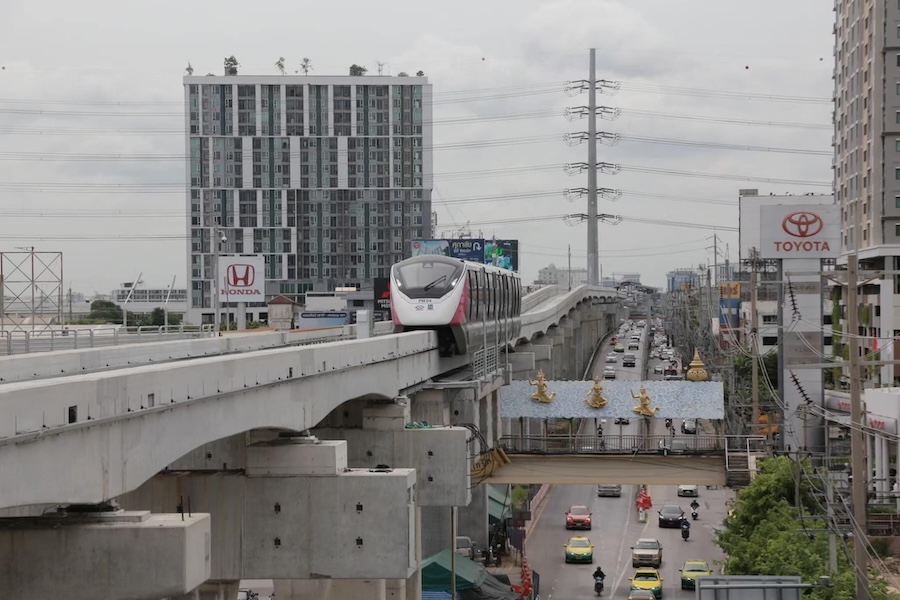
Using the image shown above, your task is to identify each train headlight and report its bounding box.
[450,278,459,287]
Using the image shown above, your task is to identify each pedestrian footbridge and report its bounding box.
[489,377,733,486]
[0,284,625,510]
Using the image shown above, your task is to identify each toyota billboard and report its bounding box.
[218,255,266,303]
[758,205,840,259]
[409,239,520,272]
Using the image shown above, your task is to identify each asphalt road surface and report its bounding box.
[524,323,731,599]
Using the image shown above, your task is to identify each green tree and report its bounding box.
[349,64,367,76]
[224,56,239,75]
[716,456,899,599]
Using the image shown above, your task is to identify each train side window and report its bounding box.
[503,275,509,318]
[488,273,494,318]
[466,271,476,320]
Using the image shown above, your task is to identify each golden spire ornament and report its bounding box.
[685,349,709,382]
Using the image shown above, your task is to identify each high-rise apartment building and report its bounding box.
[834,1,900,384]
[183,74,433,325]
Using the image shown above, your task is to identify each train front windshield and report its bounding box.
[393,259,465,299]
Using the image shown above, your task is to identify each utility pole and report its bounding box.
[826,476,838,573]
[567,245,572,291]
[847,251,869,599]
[67,287,72,324]
[750,248,760,436]
[586,48,599,286]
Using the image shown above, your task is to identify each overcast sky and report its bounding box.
[0,0,834,293]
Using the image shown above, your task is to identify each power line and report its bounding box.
[616,80,832,104]
[619,164,832,188]
[0,159,831,191]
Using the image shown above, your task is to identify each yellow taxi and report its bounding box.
[630,567,664,599]
[679,559,712,590]
[563,536,594,563]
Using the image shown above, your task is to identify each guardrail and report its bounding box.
[499,434,726,455]
[0,325,213,356]
[521,285,560,314]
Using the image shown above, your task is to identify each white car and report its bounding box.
[653,365,664,374]
[677,484,699,497]
[603,367,616,379]
[606,354,618,363]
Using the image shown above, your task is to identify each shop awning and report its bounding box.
[488,485,511,524]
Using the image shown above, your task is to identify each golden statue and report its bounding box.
[631,384,658,417]
[528,369,556,403]
[685,349,709,382]
[584,376,608,409]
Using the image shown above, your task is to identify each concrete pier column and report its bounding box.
[273,579,387,600]
[168,581,239,600]
[490,389,502,446]
[386,578,407,599]
[530,334,553,380]
[459,481,489,549]
[548,326,565,380]
[411,388,449,425]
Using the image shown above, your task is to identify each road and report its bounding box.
[525,321,730,599]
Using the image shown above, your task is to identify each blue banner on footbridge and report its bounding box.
[500,379,725,419]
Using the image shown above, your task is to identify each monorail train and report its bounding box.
[390,255,522,357]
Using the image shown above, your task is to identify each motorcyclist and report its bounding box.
[680,518,691,538]
[690,499,700,511]
[593,566,606,581]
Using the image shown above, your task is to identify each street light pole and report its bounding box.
[213,225,221,335]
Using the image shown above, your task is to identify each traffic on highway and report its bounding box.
[523,319,731,599]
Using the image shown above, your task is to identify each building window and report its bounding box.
[896,111,900,124]
[896,167,900,180]
[896,82,900,95]
[896,140,900,152]
[762,315,777,324]
[897,25,900,37]
[895,223,900,237]
[762,336,778,346]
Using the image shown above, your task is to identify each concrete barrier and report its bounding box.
[525,484,553,536]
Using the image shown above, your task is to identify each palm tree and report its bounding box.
[300,57,313,75]
[275,57,285,75]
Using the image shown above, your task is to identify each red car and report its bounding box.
[565,505,592,530]
[610,337,617,346]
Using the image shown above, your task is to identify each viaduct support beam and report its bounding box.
[0,510,211,600]
[117,439,418,582]
[167,580,240,600]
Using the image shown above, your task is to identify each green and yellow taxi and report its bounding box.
[614,343,625,352]
[679,559,711,590]
[630,567,664,599]
[563,536,594,563]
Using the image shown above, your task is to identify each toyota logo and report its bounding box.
[782,211,823,238]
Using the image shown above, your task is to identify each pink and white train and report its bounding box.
[390,255,523,357]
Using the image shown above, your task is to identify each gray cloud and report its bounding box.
[0,0,834,291]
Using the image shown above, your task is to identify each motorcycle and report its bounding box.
[691,510,699,520]
[681,527,690,541]
[594,576,605,596]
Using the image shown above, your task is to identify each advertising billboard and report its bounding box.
[448,238,485,262]
[373,277,391,319]
[409,239,520,272]
[738,193,834,260]
[297,311,349,330]
[218,255,266,304]
[758,204,840,259]
[485,239,519,272]
[410,240,450,256]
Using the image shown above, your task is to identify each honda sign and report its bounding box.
[218,255,266,303]
[758,204,839,259]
